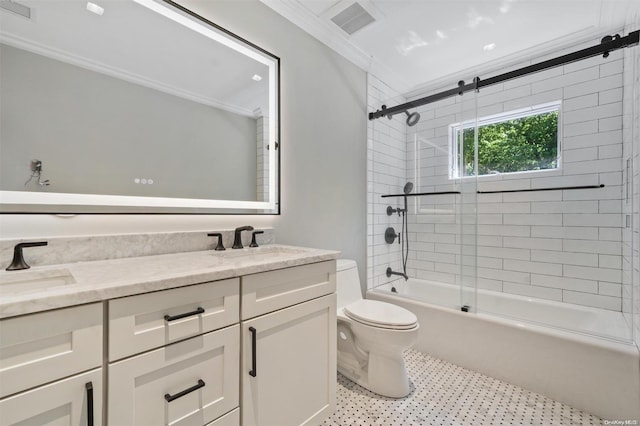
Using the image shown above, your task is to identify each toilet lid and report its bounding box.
[344,300,418,330]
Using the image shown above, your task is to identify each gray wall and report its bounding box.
[1,44,256,201]
[0,0,368,284]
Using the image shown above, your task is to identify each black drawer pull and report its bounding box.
[249,326,257,377]
[85,382,94,426]
[164,307,205,322]
[164,379,206,402]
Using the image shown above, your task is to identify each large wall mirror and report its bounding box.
[0,0,280,214]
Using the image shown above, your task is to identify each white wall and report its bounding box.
[0,0,367,283]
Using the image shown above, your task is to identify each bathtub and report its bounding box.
[367,279,640,421]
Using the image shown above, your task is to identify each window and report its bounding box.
[450,102,561,179]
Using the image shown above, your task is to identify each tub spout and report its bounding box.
[386,267,408,281]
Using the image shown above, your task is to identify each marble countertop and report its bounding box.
[0,244,339,319]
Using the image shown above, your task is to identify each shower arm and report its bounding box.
[369,30,639,120]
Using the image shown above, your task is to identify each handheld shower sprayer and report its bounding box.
[387,182,414,216]
[402,181,413,213]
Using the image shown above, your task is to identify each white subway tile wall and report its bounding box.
[622,17,640,345]
[406,44,627,312]
[367,74,407,289]
[366,34,639,317]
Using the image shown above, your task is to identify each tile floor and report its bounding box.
[322,350,602,425]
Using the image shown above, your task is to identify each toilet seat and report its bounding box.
[344,299,418,330]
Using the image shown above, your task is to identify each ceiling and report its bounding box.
[261,0,638,95]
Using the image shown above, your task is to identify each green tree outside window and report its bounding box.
[458,110,558,177]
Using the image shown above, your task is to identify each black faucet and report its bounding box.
[250,230,264,248]
[207,233,225,251]
[233,226,254,249]
[6,241,48,271]
[386,267,408,281]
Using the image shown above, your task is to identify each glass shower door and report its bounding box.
[466,63,634,343]
[406,89,478,311]
[457,89,479,312]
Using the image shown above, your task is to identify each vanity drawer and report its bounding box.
[0,303,102,398]
[109,325,239,426]
[109,278,239,361]
[206,408,239,426]
[241,260,336,320]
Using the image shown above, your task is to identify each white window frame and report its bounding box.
[449,101,562,179]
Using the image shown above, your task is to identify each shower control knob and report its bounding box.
[385,227,399,244]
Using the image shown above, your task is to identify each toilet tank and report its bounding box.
[336,259,363,309]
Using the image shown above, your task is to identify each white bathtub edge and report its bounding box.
[373,289,638,355]
[367,288,640,421]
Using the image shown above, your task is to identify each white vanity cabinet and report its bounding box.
[109,325,239,426]
[0,253,338,426]
[241,261,337,426]
[0,369,103,426]
[107,279,240,426]
[0,303,103,426]
[108,278,239,361]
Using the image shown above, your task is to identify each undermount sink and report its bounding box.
[209,245,309,261]
[0,268,76,293]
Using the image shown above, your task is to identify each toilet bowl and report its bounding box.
[336,259,419,398]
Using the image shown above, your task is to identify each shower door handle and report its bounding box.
[249,326,257,377]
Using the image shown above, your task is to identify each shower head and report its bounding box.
[386,109,421,127]
[403,182,414,194]
[404,111,420,127]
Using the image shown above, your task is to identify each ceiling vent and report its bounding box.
[0,0,31,19]
[330,2,375,36]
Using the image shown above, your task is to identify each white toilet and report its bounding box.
[336,259,419,398]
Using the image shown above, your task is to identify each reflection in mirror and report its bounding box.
[0,0,279,213]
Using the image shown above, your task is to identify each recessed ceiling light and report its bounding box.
[252,74,262,82]
[483,43,496,51]
[86,2,104,15]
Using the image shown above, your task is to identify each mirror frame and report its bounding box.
[0,0,281,215]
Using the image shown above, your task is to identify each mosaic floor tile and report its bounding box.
[322,350,602,425]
